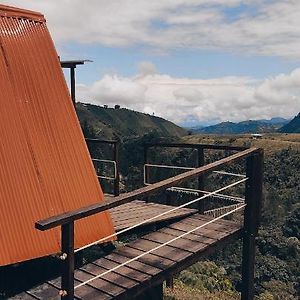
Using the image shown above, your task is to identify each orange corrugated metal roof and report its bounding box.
[0,4,115,266]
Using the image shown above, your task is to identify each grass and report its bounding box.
[182,133,300,155]
[164,280,239,300]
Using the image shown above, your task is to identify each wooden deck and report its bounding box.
[11,214,242,300]
[110,200,197,231]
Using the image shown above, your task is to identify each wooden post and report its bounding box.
[197,147,205,213]
[144,145,150,202]
[166,277,174,289]
[70,67,76,107]
[137,283,163,300]
[144,145,149,185]
[61,222,75,300]
[113,142,120,196]
[241,150,263,300]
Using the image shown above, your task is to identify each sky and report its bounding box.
[2,0,300,126]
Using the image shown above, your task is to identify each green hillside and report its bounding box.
[279,113,300,133]
[76,103,187,140]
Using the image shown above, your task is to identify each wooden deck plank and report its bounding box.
[109,201,147,215]
[9,292,38,300]
[11,213,242,300]
[77,271,125,297]
[110,200,197,232]
[74,279,112,300]
[81,263,138,290]
[159,227,216,244]
[129,239,192,262]
[168,222,236,241]
[105,253,161,276]
[143,232,207,253]
[94,258,150,282]
[115,246,174,270]
[24,282,61,300]
[75,270,123,298]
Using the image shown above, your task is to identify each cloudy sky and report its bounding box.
[3,0,300,126]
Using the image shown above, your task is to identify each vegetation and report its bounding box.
[118,135,299,299]
[77,102,187,141]
[174,139,299,299]
[2,104,298,299]
[81,104,299,299]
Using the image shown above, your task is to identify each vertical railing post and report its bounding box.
[70,67,76,107]
[197,147,205,212]
[144,145,150,202]
[144,145,149,185]
[166,277,174,289]
[241,149,263,300]
[113,142,120,196]
[61,222,75,300]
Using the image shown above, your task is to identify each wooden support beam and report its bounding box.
[136,283,163,300]
[241,150,263,300]
[61,222,75,300]
[144,142,248,151]
[197,147,205,213]
[70,67,76,107]
[113,142,120,196]
[144,145,150,202]
[166,277,174,289]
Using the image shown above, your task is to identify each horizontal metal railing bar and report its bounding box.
[85,138,118,144]
[144,142,248,151]
[145,164,245,178]
[204,203,244,215]
[35,148,259,231]
[144,164,245,186]
[97,175,116,180]
[213,170,246,178]
[144,163,195,170]
[92,158,116,163]
[92,159,117,180]
[166,187,245,202]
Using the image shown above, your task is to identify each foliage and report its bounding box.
[76,102,187,141]
[164,279,239,300]
[178,261,234,292]
[80,113,300,300]
[282,206,300,239]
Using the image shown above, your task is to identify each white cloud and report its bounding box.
[77,66,300,124]
[137,61,157,76]
[2,0,300,59]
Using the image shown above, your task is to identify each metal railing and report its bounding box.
[143,142,248,212]
[85,138,120,196]
[34,144,263,300]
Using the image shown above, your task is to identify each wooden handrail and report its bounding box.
[35,147,259,231]
[144,142,248,151]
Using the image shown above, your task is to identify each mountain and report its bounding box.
[279,113,300,133]
[76,102,187,140]
[258,117,290,125]
[193,119,288,134]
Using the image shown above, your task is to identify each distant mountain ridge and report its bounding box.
[279,113,300,133]
[192,118,289,134]
[76,102,187,140]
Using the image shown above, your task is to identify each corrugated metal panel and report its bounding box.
[0,4,115,266]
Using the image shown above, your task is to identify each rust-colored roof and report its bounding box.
[0,4,115,266]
